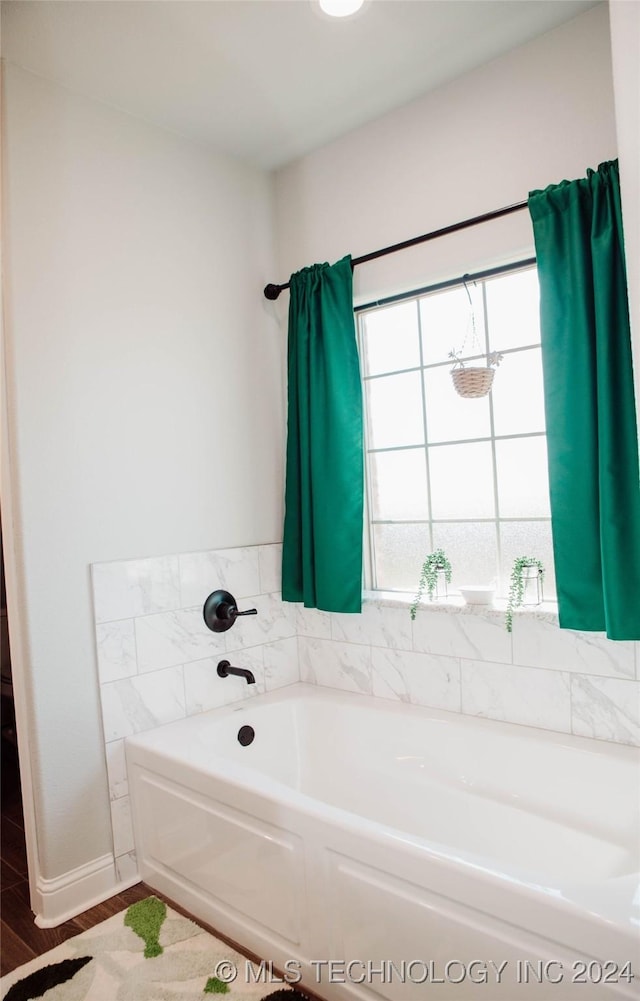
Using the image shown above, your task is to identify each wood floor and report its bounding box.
[0,739,149,977]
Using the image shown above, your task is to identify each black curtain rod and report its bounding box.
[263,199,529,301]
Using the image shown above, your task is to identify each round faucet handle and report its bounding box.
[203,590,258,632]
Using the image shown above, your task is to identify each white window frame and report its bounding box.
[357,258,552,598]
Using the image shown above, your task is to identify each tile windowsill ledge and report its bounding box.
[363,590,559,625]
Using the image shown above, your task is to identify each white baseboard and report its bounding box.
[34,853,140,927]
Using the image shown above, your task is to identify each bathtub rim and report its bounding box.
[125,680,640,764]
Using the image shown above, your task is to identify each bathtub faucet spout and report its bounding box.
[217,660,256,685]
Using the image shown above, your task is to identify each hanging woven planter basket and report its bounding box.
[448,276,503,399]
[451,366,495,398]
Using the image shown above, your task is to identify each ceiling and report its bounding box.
[1,0,600,169]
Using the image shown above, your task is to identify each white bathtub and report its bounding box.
[126,684,640,1000]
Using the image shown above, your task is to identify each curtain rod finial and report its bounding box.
[264,283,281,301]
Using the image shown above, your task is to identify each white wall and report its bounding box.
[1,62,283,884]
[274,4,616,307]
[609,0,640,448]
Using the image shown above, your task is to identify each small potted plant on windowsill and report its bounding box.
[505,556,545,632]
[410,548,452,620]
[449,349,504,399]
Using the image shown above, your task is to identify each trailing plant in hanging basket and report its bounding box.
[410,548,452,619]
[505,556,545,632]
[449,350,504,398]
[448,275,504,398]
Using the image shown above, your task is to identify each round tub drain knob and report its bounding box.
[238,725,255,746]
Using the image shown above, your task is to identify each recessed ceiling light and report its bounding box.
[318,0,365,18]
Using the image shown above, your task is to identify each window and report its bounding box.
[358,263,556,599]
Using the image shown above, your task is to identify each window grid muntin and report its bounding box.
[362,342,542,383]
[364,360,380,584]
[371,518,552,525]
[484,279,503,583]
[358,262,550,597]
[416,292,435,563]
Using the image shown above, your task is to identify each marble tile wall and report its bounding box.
[91,546,640,882]
[297,599,640,748]
[91,543,296,883]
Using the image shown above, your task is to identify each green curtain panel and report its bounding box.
[529,160,640,639]
[281,255,363,612]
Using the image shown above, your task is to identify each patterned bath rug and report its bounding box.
[1,896,310,1001]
